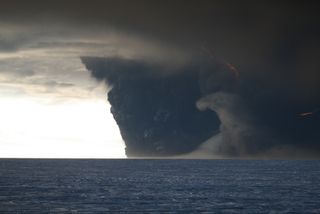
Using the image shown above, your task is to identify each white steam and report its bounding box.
[195,92,261,156]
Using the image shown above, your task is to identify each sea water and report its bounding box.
[0,159,319,213]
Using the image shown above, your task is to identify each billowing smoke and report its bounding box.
[81,55,320,158]
[81,57,221,157]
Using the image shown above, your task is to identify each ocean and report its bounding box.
[0,159,319,213]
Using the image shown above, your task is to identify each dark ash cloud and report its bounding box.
[82,56,320,158]
[82,57,220,157]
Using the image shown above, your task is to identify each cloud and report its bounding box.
[82,56,221,157]
[0,56,106,101]
[2,0,319,73]
[82,56,320,158]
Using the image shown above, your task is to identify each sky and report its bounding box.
[0,50,126,158]
[0,1,320,158]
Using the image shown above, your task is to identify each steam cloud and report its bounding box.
[82,56,320,158]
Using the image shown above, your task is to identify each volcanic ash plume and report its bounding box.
[82,56,320,158]
[81,57,220,157]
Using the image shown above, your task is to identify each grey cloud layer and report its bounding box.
[2,1,319,68]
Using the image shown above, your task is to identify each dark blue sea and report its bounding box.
[0,159,319,213]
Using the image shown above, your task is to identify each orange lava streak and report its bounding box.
[226,62,240,78]
[200,46,240,78]
[299,112,313,117]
